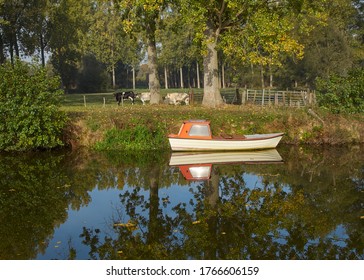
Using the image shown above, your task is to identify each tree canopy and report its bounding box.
[0,0,363,107]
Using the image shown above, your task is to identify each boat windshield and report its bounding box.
[189,125,210,137]
[188,166,211,179]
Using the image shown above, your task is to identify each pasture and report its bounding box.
[60,88,313,110]
[60,88,249,110]
[61,88,200,109]
[60,89,364,151]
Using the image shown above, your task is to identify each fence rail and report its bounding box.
[66,88,316,108]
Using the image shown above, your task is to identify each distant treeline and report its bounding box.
[0,0,363,95]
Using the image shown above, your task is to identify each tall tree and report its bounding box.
[86,0,124,88]
[0,0,29,64]
[179,0,328,107]
[84,0,142,89]
[48,0,91,92]
[117,0,168,104]
[17,0,51,67]
[352,0,364,66]
[0,0,52,67]
[277,0,363,88]
[0,0,6,64]
[157,8,201,89]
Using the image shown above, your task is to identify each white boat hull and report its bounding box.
[168,133,283,151]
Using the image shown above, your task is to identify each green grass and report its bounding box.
[60,88,243,109]
[94,125,167,151]
[61,89,195,107]
[61,90,364,150]
[62,92,115,107]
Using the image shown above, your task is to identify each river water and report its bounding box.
[0,145,362,260]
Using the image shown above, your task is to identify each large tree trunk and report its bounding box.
[147,38,161,104]
[202,23,223,107]
[204,166,220,259]
[147,164,160,244]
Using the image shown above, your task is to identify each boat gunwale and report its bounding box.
[168,132,284,141]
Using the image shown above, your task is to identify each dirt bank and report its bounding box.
[63,105,364,150]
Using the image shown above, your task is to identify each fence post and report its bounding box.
[189,88,194,105]
[289,92,292,107]
[308,89,313,106]
[83,95,86,107]
[282,92,286,106]
[235,88,242,105]
[313,90,316,105]
[242,88,246,104]
[301,91,307,106]
[275,92,278,105]
[308,90,311,105]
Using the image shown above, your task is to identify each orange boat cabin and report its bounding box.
[168,120,213,140]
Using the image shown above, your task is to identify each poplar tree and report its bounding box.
[80,1,141,89]
[157,9,201,89]
[116,0,169,104]
[48,0,91,92]
[85,1,127,88]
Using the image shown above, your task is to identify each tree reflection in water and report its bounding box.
[0,146,362,260]
[80,146,363,260]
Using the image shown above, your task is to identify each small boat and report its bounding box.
[169,149,283,181]
[168,120,283,151]
[169,149,283,166]
[177,164,213,181]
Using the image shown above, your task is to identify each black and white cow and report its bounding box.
[114,90,137,105]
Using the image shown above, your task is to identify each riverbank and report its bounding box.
[62,104,364,150]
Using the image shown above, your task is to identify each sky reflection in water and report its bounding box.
[0,145,362,260]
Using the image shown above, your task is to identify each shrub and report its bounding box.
[0,60,68,151]
[316,69,364,114]
[94,125,167,151]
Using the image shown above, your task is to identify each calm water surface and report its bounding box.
[0,145,363,260]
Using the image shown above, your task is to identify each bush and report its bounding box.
[316,69,364,114]
[0,60,68,151]
[94,125,167,151]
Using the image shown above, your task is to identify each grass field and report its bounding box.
[61,88,199,108]
[60,88,246,109]
[60,89,364,150]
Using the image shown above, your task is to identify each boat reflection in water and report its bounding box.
[169,149,283,180]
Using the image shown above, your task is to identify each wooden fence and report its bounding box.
[67,88,315,107]
[189,88,316,107]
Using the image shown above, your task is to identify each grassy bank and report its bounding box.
[61,93,364,150]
